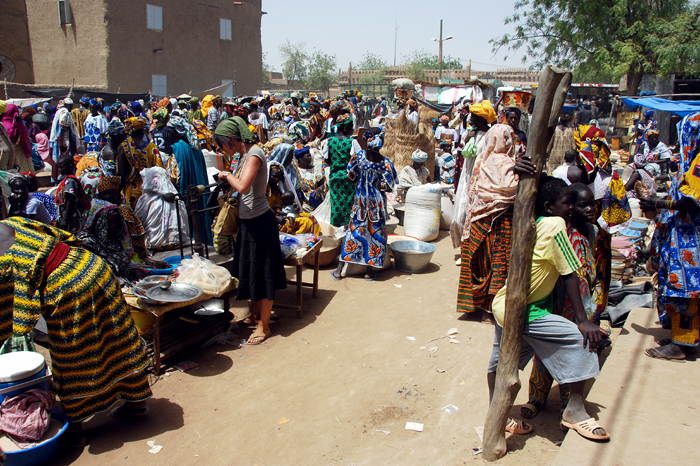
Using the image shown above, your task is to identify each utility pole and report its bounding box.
[431,20,452,83]
[393,20,398,67]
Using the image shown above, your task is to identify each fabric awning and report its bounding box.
[621,97,700,117]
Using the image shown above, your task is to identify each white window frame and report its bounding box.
[147,4,163,31]
[220,18,232,41]
[152,74,167,96]
[58,0,73,26]
[221,79,234,98]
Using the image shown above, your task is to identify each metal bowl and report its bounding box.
[389,240,437,274]
[146,283,203,303]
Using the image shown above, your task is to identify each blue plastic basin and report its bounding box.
[147,255,191,276]
[3,409,69,466]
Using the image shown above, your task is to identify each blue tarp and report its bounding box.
[621,97,700,117]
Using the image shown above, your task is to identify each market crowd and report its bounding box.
[0,85,697,453]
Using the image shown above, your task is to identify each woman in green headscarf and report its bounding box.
[213,117,287,345]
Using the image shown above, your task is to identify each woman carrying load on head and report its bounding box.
[323,113,361,227]
[0,217,152,446]
[453,124,536,315]
[213,117,287,346]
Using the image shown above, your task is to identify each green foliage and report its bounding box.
[490,0,694,92]
[279,40,309,88]
[306,51,338,93]
[358,52,387,70]
[401,50,462,71]
[649,3,700,77]
[357,52,388,84]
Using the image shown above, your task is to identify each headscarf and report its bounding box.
[455,124,518,242]
[214,116,254,143]
[644,110,654,119]
[411,149,428,162]
[646,128,659,137]
[124,116,146,133]
[35,133,52,163]
[201,95,214,118]
[167,115,198,148]
[189,97,199,104]
[79,96,90,105]
[294,147,310,159]
[469,100,497,124]
[157,97,171,108]
[335,113,353,128]
[0,100,7,115]
[97,176,121,193]
[152,107,168,128]
[63,98,73,105]
[170,98,178,108]
[589,119,599,127]
[2,103,32,157]
[49,107,79,145]
[268,106,281,119]
[363,130,383,151]
[107,117,126,136]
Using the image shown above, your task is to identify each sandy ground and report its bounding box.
[49,229,589,466]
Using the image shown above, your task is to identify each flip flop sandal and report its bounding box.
[644,347,686,362]
[330,270,342,281]
[560,418,610,441]
[505,418,533,435]
[364,272,377,281]
[520,403,539,419]
[111,405,150,418]
[247,332,270,345]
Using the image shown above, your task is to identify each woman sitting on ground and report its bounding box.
[397,149,431,202]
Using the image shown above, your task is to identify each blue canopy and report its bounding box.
[621,97,700,117]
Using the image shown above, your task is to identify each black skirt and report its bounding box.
[233,209,287,302]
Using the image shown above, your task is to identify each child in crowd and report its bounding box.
[8,175,52,225]
[54,154,89,233]
[521,182,610,419]
[487,176,610,441]
[435,141,456,184]
[278,191,320,235]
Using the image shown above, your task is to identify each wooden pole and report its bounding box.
[482,65,570,461]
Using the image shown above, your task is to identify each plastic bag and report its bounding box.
[461,137,478,159]
[279,233,302,258]
[175,253,232,295]
[135,167,190,248]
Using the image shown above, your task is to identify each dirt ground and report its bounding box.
[49,229,582,466]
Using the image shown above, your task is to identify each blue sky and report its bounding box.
[260,0,533,73]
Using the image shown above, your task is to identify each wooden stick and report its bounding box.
[482,65,569,461]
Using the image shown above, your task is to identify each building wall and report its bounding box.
[25,0,109,87]
[105,0,262,95]
[0,0,35,83]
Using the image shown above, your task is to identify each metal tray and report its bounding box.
[146,283,203,303]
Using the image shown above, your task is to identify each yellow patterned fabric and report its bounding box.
[0,217,152,421]
[279,213,321,235]
[121,136,163,209]
[679,151,700,200]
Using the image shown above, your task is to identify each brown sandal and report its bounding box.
[505,418,533,435]
[561,418,610,441]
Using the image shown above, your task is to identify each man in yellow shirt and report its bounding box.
[487,176,610,441]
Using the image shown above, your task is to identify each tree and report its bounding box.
[262,52,272,88]
[357,52,388,84]
[650,4,700,78]
[402,50,462,70]
[279,40,309,89]
[490,0,694,95]
[306,51,338,94]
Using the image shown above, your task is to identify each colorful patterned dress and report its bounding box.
[651,112,700,347]
[0,217,152,422]
[327,137,356,227]
[340,152,396,268]
[121,136,163,209]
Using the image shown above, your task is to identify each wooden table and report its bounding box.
[125,279,237,375]
[273,239,323,318]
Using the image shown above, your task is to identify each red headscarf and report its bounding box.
[2,104,32,158]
